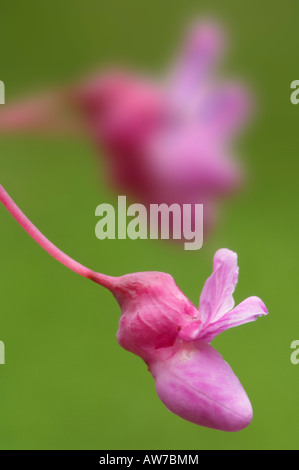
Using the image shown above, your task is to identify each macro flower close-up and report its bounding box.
[0,185,267,432]
[1,0,297,453]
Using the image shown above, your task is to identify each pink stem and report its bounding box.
[0,185,116,290]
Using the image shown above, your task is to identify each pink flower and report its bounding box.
[0,21,250,233]
[148,249,267,431]
[75,23,250,236]
[0,185,267,431]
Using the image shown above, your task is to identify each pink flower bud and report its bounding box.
[112,271,199,362]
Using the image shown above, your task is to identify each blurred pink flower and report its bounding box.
[77,23,249,201]
[0,21,250,234]
[0,186,267,431]
[76,22,250,238]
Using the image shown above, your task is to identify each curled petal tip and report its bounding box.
[214,247,238,264]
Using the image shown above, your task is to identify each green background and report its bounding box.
[0,0,298,450]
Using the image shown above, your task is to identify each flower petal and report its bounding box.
[199,248,239,326]
[150,340,253,432]
[170,22,224,98]
[199,296,268,343]
[201,84,251,139]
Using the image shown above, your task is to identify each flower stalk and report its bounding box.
[0,185,115,289]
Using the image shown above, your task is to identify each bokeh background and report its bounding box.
[0,0,298,450]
